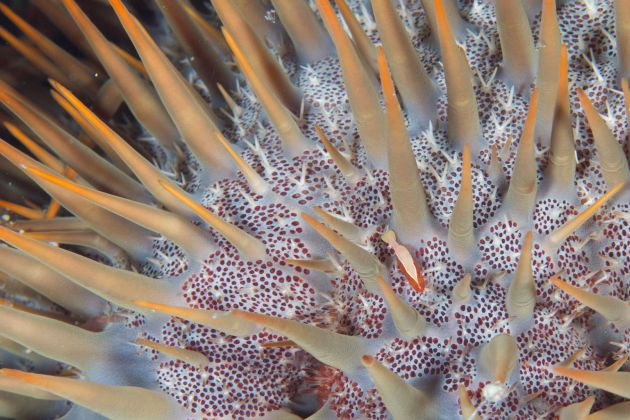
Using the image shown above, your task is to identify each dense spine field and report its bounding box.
[0,0,628,419]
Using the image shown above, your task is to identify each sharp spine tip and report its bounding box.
[0,224,175,311]
[158,179,267,261]
[535,0,561,147]
[314,125,361,184]
[133,300,258,337]
[0,368,183,420]
[211,0,301,112]
[313,206,362,242]
[361,353,434,419]
[23,164,214,261]
[550,276,630,327]
[578,88,630,188]
[480,333,518,383]
[448,144,475,261]
[547,182,626,247]
[506,231,536,319]
[504,89,540,220]
[372,0,437,127]
[302,212,384,293]
[233,310,366,375]
[315,0,387,169]
[558,396,595,420]
[458,385,480,420]
[109,0,234,177]
[545,44,576,195]
[495,0,535,90]
[553,365,630,399]
[452,273,472,303]
[376,276,426,339]
[334,0,378,73]
[434,0,482,155]
[270,0,334,64]
[377,46,431,241]
[222,27,309,157]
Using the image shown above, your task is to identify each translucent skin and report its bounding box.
[0,1,628,420]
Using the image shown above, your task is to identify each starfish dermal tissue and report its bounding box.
[0,0,628,419]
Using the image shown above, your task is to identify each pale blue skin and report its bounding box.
[0,0,628,419]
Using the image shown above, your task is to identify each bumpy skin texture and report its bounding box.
[0,0,629,419]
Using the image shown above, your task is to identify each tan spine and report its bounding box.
[434,0,482,155]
